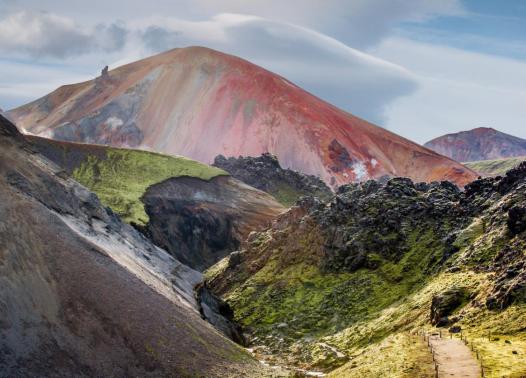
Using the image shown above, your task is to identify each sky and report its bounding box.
[0,0,524,143]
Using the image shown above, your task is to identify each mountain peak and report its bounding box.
[425,127,526,162]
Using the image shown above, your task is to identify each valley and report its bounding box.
[1,21,525,376]
[10,109,524,376]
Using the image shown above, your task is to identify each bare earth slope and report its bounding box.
[0,115,266,377]
[425,127,526,162]
[7,46,476,187]
[143,175,285,271]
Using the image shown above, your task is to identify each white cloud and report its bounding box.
[3,0,463,49]
[373,37,526,142]
[177,0,463,48]
[0,11,127,58]
[8,1,523,145]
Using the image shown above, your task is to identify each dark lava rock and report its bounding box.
[431,287,468,325]
[508,206,526,235]
[497,161,526,195]
[213,153,332,206]
[317,176,466,273]
[487,244,526,309]
[449,325,462,334]
[196,283,246,346]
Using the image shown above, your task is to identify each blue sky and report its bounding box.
[0,0,524,143]
[400,0,526,60]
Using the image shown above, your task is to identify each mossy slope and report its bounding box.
[465,156,525,177]
[207,167,526,376]
[28,136,227,225]
[72,148,226,224]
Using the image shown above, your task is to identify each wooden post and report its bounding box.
[439,330,442,338]
[481,357,485,377]
[476,350,479,360]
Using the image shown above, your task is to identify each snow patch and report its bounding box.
[105,116,124,130]
[371,158,378,168]
[352,161,369,181]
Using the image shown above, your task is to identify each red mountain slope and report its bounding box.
[8,46,477,187]
[425,127,526,162]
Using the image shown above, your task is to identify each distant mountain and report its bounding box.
[424,127,526,162]
[7,46,476,187]
[0,115,266,377]
[464,156,526,177]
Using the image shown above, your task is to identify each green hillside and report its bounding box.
[465,156,525,177]
[72,148,227,225]
[28,137,227,225]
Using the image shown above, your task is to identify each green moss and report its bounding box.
[328,333,435,378]
[270,182,304,207]
[72,147,227,225]
[222,227,446,368]
[210,173,526,373]
[464,157,525,177]
[453,217,485,250]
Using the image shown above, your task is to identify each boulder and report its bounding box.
[508,206,526,235]
[431,287,468,325]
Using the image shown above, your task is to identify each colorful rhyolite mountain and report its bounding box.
[425,127,526,162]
[7,47,476,187]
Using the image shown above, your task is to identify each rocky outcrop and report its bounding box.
[0,115,266,377]
[508,206,526,235]
[196,283,246,345]
[431,287,469,326]
[425,127,526,162]
[213,153,332,206]
[486,244,526,310]
[142,175,285,271]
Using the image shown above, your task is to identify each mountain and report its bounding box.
[424,127,526,162]
[206,163,526,375]
[27,136,285,271]
[465,156,526,177]
[7,46,476,187]
[0,115,272,377]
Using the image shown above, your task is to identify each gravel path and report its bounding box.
[429,334,481,377]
